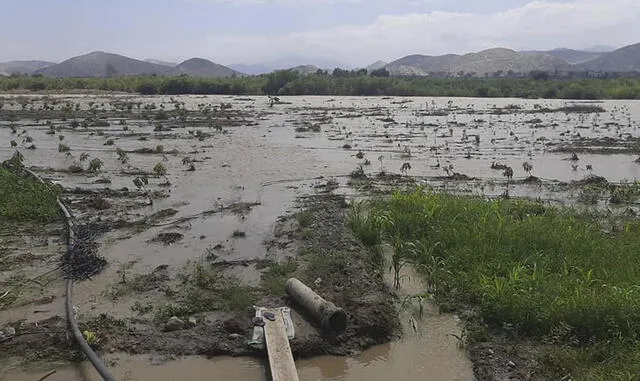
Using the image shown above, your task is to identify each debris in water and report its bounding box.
[62,223,109,281]
[151,232,184,245]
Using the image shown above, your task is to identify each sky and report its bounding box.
[1,0,638,66]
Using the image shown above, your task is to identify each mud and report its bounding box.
[2,94,640,380]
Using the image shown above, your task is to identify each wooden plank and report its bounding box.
[263,308,300,381]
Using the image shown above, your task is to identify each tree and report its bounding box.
[530,70,550,81]
[370,68,390,78]
[263,70,300,95]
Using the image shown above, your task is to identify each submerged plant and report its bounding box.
[87,158,103,173]
[116,148,129,165]
[400,162,411,175]
[153,162,169,185]
[133,176,152,205]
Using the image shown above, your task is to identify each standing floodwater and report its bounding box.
[2,94,639,380]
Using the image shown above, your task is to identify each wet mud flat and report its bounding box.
[0,192,400,371]
[3,94,640,380]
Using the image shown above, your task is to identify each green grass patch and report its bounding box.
[262,260,298,296]
[305,251,350,286]
[0,167,60,222]
[351,188,640,379]
[155,262,256,321]
[347,201,382,248]
[295,210,313,228]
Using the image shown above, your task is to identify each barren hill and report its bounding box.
[36,51,173,77]
[526,48,603,64]
[175,58,240,77]
[576,43,640,72]
[385,48,570,76]
[0,60,56,76]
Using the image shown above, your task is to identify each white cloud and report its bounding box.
[187,0,640,65]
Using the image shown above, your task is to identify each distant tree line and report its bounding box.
[1,69,639,99]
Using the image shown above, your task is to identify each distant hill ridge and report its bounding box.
[2,43,639,78]
[385,48,571,76]
[0,60,56,76]
[383,43,639,76]
[34,51,240,78]
[575,43,640,72]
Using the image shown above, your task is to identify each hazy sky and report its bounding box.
[1,0,638,66]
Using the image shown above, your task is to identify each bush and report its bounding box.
[0,167,60,222]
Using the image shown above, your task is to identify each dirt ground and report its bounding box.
[1,191,400,367]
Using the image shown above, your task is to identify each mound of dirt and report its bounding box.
[572,175,608,186]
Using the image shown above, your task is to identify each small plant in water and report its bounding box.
[378,155,385,173]
[87,158,104,173]
[133,176,152,205]
[502,166,514,198]
[116,148,129,165]
[400,162,411,175]
[153,162,170,185]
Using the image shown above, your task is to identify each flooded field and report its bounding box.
[1,94,640,381]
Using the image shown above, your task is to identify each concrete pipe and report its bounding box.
[285,278,347,332]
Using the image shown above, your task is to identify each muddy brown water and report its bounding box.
[2,94,640,380]
[4,261,473,381]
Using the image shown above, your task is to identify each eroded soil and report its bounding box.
[3,94,640,380]
[1,194,400,368]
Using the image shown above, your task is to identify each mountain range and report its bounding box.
[384,48,574,76]
[0,43,638,78]
[25,51,242,78]
[383,43,640,76]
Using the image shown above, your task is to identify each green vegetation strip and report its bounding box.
[351,189,640,379]
[0,166,61,222]
[1,74,640,99]
[155,262,257,321]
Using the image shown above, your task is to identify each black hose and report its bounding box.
[58,199,115,381]
[25,168,115,381]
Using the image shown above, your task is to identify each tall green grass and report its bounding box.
[350,188,640,379]
[0,167,61,222]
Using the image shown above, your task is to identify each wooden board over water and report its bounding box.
[263,308,300,381]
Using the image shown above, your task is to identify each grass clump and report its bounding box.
[262,260,298,296]
[0,157,61,222]
[351,188,640,379]
[305,251,350,286]
[155,262,256,321]
[295,210,314,228]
